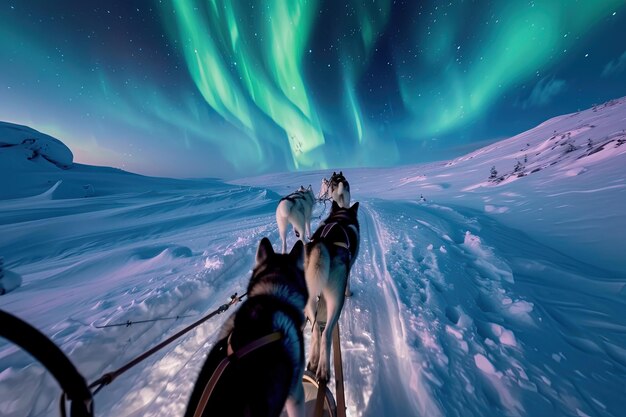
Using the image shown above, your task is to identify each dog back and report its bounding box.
[310,202,359,264]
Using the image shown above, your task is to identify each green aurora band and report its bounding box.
[163,0,624,169]
[164,0,392,169]
[397,0,625,138]
[168,0,324,169]
[2,1,624,177]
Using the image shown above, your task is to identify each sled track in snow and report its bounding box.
[336,203,442,417]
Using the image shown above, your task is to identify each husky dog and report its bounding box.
[304,201,360,382]
[185,238,308,417]
[319,172,351,208]
[276,185,316,253]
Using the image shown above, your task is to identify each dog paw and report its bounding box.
[316,365,329,383]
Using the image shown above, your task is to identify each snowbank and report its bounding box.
[0,121,73,169]
[0,257,22,295]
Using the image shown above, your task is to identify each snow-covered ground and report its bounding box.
[1,98,625,417]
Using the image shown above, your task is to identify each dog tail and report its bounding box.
[305,243,330,296]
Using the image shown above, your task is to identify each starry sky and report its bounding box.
[1,1,625,178]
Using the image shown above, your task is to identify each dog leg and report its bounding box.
[305,299,321,373]
[305,217,311,241]
[296,226,306,244]
[317,307,335,382]
[345,276,353,297]
[304,244,329,374]
[317,268,347,382]
[284,382,305,417]
[277,219,288,254]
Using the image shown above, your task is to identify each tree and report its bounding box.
[489,166,498,180]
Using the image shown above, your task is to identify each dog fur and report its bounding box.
[319,172,351,208]
[185,238,308,417]
[276,185,316,253]
[304,201,360,382]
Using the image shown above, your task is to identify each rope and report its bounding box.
[94,314,196,329]
[314,197,332,220]
[88,292,247,396]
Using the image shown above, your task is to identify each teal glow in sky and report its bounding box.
[1,1,625,178]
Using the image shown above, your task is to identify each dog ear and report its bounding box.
[350,202,359,213]
[339,171,343,176]
[256,237,274,265]
[331,200,340,212]
[289,240,304,270]
[333,171,336,176]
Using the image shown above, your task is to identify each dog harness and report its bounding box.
[318,222,351,249]
[330,174,350,192]
[280,192,305,203]
[192,332,283,417]
[192,291,306,417]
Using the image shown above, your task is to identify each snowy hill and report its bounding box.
[0,121,74,170]
[0,122,231,201]
[1,99,625,417]
[237,97,626,274]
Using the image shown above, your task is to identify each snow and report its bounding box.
[0,258,22,295]
[0,121,73,169]
[1,97,626,417]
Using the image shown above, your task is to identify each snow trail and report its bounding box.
[337,203,442,417]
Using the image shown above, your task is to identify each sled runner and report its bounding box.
[306,295,347,417]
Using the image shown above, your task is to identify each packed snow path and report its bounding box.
[343,201,626,417]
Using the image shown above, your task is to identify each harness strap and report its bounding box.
[192,331,283,417]
[280,189,309,203]
[319,222,351,250]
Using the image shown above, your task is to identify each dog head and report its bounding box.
[249,238,308,304]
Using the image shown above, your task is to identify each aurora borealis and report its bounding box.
[1,1,625,178]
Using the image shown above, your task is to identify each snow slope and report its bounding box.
[1,98,625,417]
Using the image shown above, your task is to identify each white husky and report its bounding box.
[304,201,360,382]
[319,171,351,208]
[276,185,316,254]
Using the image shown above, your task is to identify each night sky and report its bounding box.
[1,1,625,178]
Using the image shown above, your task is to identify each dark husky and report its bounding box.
[185,238,308,417]
[304,201,360,382]
[319,172,351,209]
